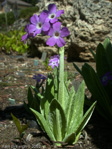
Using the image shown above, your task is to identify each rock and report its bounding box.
[16,56,25,62]
[8,18,28,31]
[31,0,112,61]
[28,120,39,129]
[26,134,33,142]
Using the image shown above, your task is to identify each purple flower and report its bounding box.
[29,12,50,37]
[49,55,60,69]
[50,55,60,59]
[45,4,64,24]
[101,72,112,86]
[46,22,69,47]
[21,24,32,44]
[33,74,47,83]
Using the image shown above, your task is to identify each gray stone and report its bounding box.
[28,120,39,129]
[41,52,47,62]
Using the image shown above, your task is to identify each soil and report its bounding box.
[0,53,112,149]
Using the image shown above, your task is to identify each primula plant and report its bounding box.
[22,3,96,146]
[73,38,112,122]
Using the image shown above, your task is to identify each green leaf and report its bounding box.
[103,37,110,49]
[48,99,67,141]
[21,123,29,133]
[30,108,56,141]
[67,81,85,134]
[11,113,22,133]
[65,86,75,126]
[73,63,82,75]
[63,132,81,145]
[96,43,109,78]
[89,48,96,61]
[105,41,112,72]
[82,63,111,117]
[25,86,41,112]
[75,101,96,136]
[23,101,32,114]
[40,74,54,119]
[64,71,68,82]
[64,81,70,111]
[27,86,34,106]
[20,132,25,138]
[63,101,96,144]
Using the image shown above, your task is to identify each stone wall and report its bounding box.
[34,0,112,61]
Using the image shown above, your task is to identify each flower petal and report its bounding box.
[49,61,58,69]
[43,30,49,35]
[48,4,57,13]
[60,27,70,37]
[56,10,64,17]
[53,22,61,31]
[56,37,65,47]
[25,24,29,32]
[21,34,28,43]
[47,28,54,36]
[33,29,41,36]
[49,58,58,63]
[50,18,58,24]
[45,17,50,23]
[39,11,48,24]
[30,14,39,25]
[29,24,37,33]
[42,22,50,31]
[46,37,56,46]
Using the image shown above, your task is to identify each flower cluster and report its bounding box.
[21,4,69,47]
[49,55,60,69]
[101,72,112,86]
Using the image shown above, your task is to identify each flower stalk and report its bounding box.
[58,46,65,107]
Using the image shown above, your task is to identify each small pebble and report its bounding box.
[26,133,33,142]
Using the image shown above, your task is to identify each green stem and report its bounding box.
[58,47,65,108]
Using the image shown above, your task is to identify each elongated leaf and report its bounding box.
[64,82,69,111]
[96,43,109,78]
[48,99,67,141]
[63,132,81,145]
[89,48,96,61]
[103,38,110,50]
[64,101,96,144]
[11,113,22,133]
[30,108,56,141]
[73,63,82,75]
[64,71,68,82]
[65,86,75,125]
[40,74,54,119]
[21,124,29,133]
[67,81,85,134]
[82,64,111,116]
[105,42,112,72]
[23,101,32,114]
[31,85,39,95]
[75,101,96,135]
[27,86,34,106]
